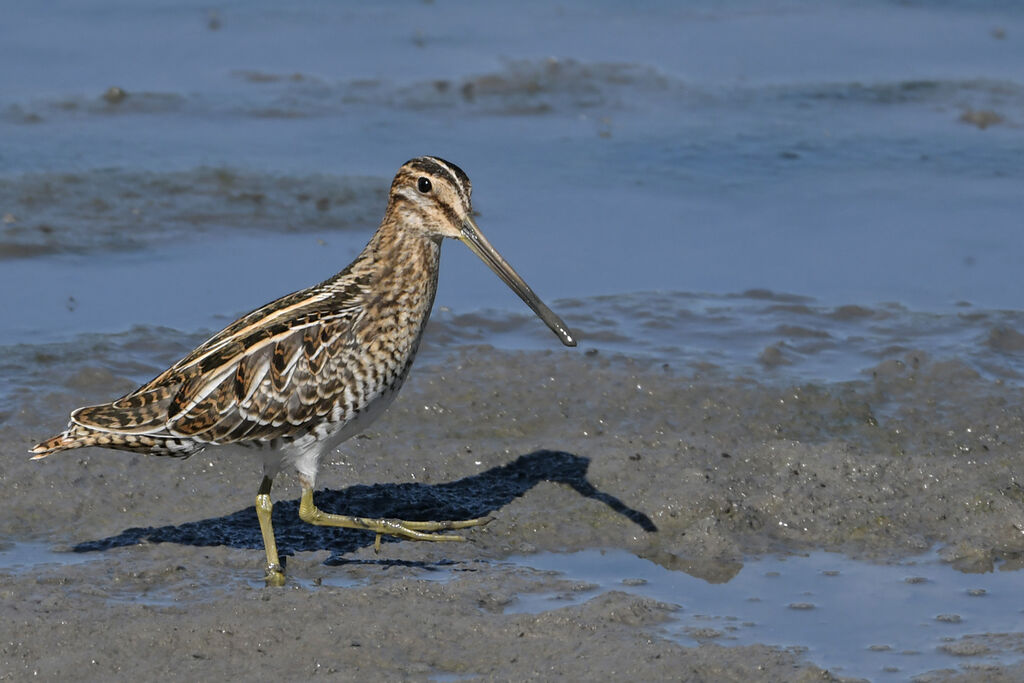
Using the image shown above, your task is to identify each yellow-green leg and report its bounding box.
[297,488,491,552]
[255,476,286,586]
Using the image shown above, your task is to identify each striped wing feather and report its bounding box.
[71,275,368,448]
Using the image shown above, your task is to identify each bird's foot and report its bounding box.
[370,516,494,553]
[264,563,286,587]
[299,490,493,548]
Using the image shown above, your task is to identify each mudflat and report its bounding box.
[4,340,1024,680]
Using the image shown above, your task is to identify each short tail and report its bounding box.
[30,428,89,460]
[31,424,198,459]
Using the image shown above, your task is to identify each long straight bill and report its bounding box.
[459,217,576,347]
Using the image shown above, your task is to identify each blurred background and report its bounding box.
[2,0,1023,376]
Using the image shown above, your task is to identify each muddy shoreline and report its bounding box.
[4,343,1024,680]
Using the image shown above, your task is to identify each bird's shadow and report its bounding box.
[74,450,657,568]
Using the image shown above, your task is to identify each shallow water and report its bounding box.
[3,1,1024,680]
[5,539,1022,681]
[508,549,1024,682]
[4,207,1024,387]
[2,3,1023,389]
[0,541,100,572]
[3,2,1024,316]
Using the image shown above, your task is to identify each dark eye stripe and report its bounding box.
[406,157,472,204]
[436,198,461,226]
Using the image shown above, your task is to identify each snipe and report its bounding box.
[31,156,576,585]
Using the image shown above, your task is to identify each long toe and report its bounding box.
[395,516,493,532]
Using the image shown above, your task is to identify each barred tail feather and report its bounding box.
[30,422,202,459]
[29,427,89,459]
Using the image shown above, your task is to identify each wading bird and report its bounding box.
[31,157,576,585]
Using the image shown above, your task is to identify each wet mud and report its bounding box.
[4,339,1024,680]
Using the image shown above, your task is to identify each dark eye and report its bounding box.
[417,177,432,194]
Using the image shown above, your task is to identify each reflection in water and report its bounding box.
[639,548,742,585]
[505,548,1024,682]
